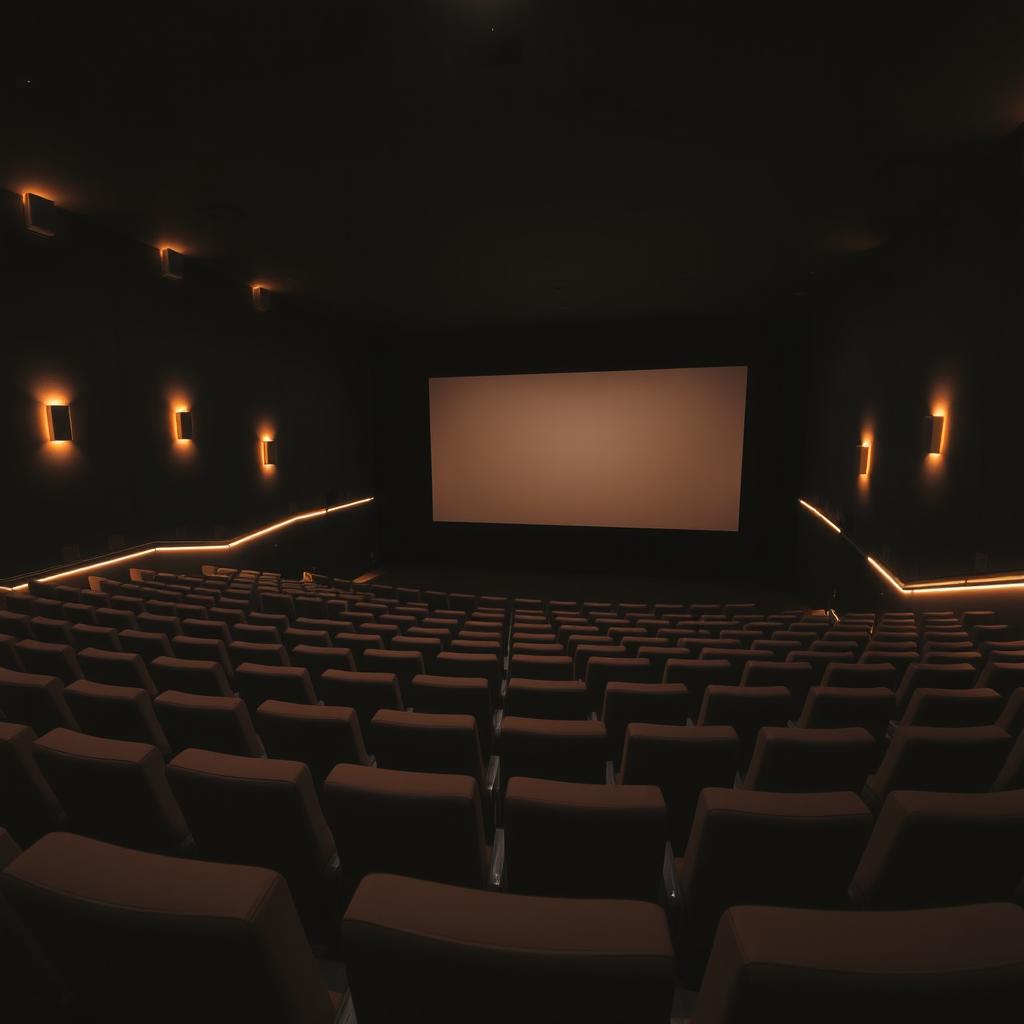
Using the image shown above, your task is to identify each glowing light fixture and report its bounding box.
[925,414,945,455]
[857,443,870,475]
[798,498,841,534]
[46,404,73,442]
[261,438,277,466]
[24,193,56,236]
[252,286,270,312]
[174,410,194,441]
[161,248,184,280]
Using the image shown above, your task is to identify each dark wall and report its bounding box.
[370,319,813,584]
[802,137,1023,586]
[0,189,375,582]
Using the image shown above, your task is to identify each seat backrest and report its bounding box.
[0,666,79,735]
[234,662,316,715]
[504,679,592,720]
[371,709,484,786]
[153,690,264,756]
[64,680,171,756]
[745,727,876,793]
[316,669,403,744]
[584,657,653,706]
[850,789,1024,909]
[619,723,739,851]
[15,639,81,685]
[0,831,338,1024]
[503,777,667,901]
[341,873,676,1024]
[821,661,899,689]
[797,685,896,742]
[167,748,338,941]
[894,663,977,711]
[150,655,232,697]
[255,700,369,785]
[500,717,609,790]
[696,685,792,767]
[899,687,1002,729]
[408,674,495,755]
[323,764,489,892]
[78,647,156,695]
[691,902,1024,1024]
[0,721,65,846]
[33,728,190,853]
[601,682,689,764]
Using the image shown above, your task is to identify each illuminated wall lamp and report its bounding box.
[25,193,56,237]
[857,443,870,475]
[161,248,184,281]
[175,410,194,441]
[46,404,73,442]
[252,286,271,313]
[261,439,277,466]
[925,414,945,455]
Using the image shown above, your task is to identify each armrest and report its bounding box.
[367,755,377,768]
[493,709,504,733]
[605,760,615,785]
[588,711,599,721]
[734,770,745,788]
[885,719,897,741]
[661,842,680,905]
[488,828,506,889]
[485,754,500,795]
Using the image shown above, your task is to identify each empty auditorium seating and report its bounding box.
[14,639,81,684]
[235,662,317,714]
[504,677,592,719]
[601,682,689,764]
[255,700,370,784]
[796,685,896,741]
[149,654,233,696]
[696,685,792,767]
[744,727,877,792]
[0,832,343,1022]
[64,680,171,755]
[0,665,79,735]
[408,673,497,755]
[500,716,609,790]
[153,690,264,756]
[0,721,66,846]
[898,686,1003,728]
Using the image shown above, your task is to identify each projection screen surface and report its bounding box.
[429,365,748,531]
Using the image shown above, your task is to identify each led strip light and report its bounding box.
[800,498,1024,595]
[0,496,374,592]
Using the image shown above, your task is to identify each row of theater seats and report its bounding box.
[2,569,1024,1019]
[4,830,1022,1023]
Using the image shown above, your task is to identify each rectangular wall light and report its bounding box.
[24,193,56,236]
[261,439,277,466]
[161,248,184,280]
[175,410,194,441]
[925,414,945,455]
[857,443,870,475]
[252,286,270,313]
[46,404,73,442]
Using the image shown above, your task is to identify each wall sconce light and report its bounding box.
[857,443,870,475]
[24,193,56,236]
[261,438,277,466]
[252,286,271,313]
[46,404,73,442]
[161,248,184,280]
[175,410,194,441]
[925,414,945,455]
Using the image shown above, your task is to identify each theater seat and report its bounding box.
[118,628,174,662]
[34,729,191,854]
[898,686,1003,728]
[690,902,1024,1024]
[744,727,876,793]
[154,691,264,756]
[167,749,340,942]
[434,651,502,703]
[994,730,1024,791]
[289,644,357,686]
[255,700,370,784]
[0,722,66,846]
[14,639,81,685]
[500,717,609,790]
[502,777,667,901]
[0,666,79,735]
[675,788,873,983]
[697,685,791,768]
[341,873,676,1024]
[323,764,490,893]
[150,655,233,697]
[584,657,653,708]
[69,623,122,652]
[504,678,592,720]
[0,832,342,1023]
[408,674,497,756]
[850,789,1024,909]
[228,640,290,670]
[235,662,316,715]
[821,661,899,690]
[64,680,171,756]
[372,709,487,791]
[894,662,977,713]
[78,647,157,694]
[316,669,403,747]
[360,649,426,704]
[864,725,1014,809]
[601,682,689,766]
[170,634,234,681]
[797,685,896,742]
[509,654,573,681]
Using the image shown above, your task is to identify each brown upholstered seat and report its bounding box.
[408,674,496,755]
[508,653,573,682]
[167,748,340,942]
[601,682,689,766]
[864,725,1014,809]
[289,643,357,686]
[504,678,592,720]
[850,789,1024,908]
[118,628,174,662]
[360,648,426,704]
[503,777,667,900]
[740,659,815,716]
[372,709,486,789]
[675,788,873,982]
[994,730,1024,790]
[170,633,235,680]
[228,640,290,670]
[0,832,341,1023]
[34,728,190,853]
[0,666,79,735]
[235,662,316,715]
[154,690,264,756]
[150,654,233,697]
[898,686,1002,728]
[64,680,171,756]
[323,764,490,892]
[797,685,896,742]
[434,651,502,702]
[14,639,81,685]
[893,662,977,713]
[78,647,157,695]
[696,685,791,768]
[744,726,876,793]
[0,722,66,846]
[584,656,653,707]
[255,700,369,784]
[691,902,1024,1024]
[500,717,609,791]
[341,873,676,1024]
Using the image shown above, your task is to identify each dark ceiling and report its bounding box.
[5,3,1024,331]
